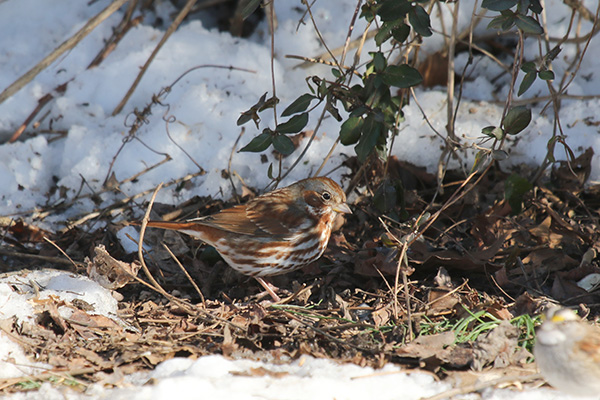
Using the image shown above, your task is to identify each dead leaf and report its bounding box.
[353,243,400,276]
[471,321,523,371]
[76,347,107,367]
[6,219,50,243]
[551,274,598,304]
[418,51,449,88]
[427,288,459,315]
[529,216,564,247]
[86,244,140,289]
[521,248,578,273]
[551,147,593,191]
[231,367,289,378]
[372,304,393,327]
[396,331,456,359]
[485,302,513,321]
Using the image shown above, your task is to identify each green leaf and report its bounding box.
[521,61,537,73]
[381,65,423,88]
[276,113,309,134]
[360,2,376,22]
[237,112,255,127]
[471,150,488,173]
[317,78,328,97]
[281,94,316,117]
[372,52,387,72]
[375,20,404,46]
[545,46,561,62]
[481,126,495,136]
[515,14,543,34]
[325,101,342,121]
[408,5,432,37]
[482,0,518,11]
[377,0,412,21]
[364,76,391,108]
[539,70,554,80]
[492,149,509,161]
[239,132,272,153]
[267,163,274,179]
[492,127,505,140]
[518,71,536,96]
[340,117,364,145]
[365,61,375,77]
[501,14,517,30]
[493,127,505,140]
[503,106,532,135]
[481,126,505,140]
[518,0,543,13]
[392,24,411,42]
[239,0,262,19]
[392,95,405,107]
[272,134,295,155]
[528,0,543,13]
[355,115,382,162]
[488,14,516,31]
[504,174,532,214]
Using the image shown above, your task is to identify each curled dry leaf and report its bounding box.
[433,266,453,289]
[471,321,529,371]
[427,288,459,315]
[353,241,402,276]
[86,244,140,289]
[5,219,50,243]
[395,331,457,361]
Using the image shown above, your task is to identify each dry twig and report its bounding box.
[112,0,199,115]
[0,0,129,105]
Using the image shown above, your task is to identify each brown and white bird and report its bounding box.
[139,177,351,300]
[534,307,600,396]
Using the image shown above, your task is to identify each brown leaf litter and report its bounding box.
[1,153,600,395]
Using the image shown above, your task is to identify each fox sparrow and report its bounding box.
[140,177,351,300]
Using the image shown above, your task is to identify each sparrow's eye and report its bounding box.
[321,191,331,201]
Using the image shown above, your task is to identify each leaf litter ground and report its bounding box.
[1,151,599,396]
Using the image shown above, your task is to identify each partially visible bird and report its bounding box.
[534,306,600,396]
[138,177,351,301]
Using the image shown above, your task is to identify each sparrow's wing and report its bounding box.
[143,206,258,237]
[244,192,310,237]
[147,193,309,239]
[191,203,263,236]
[197,190,309,238]
[576,325,600,364]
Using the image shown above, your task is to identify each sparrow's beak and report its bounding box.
[334,203,352,214]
